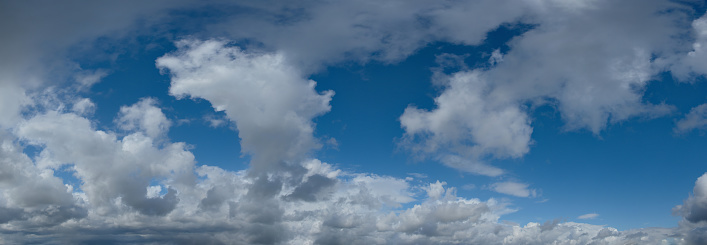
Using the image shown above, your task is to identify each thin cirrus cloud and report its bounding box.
[489,181,538,198]
[579,213,600,220]
[0,0,706,244]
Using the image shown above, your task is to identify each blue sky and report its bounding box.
[2,0,707,244]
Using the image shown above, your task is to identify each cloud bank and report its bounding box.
[1,0,707,244]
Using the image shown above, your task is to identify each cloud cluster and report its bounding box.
[2,36,704,244]
[1,0,707,244]
[400,0,693,175]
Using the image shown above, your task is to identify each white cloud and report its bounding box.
[400,71,531,176]
[675,104,707,134]
[407,173,428,179]
[0,131,84,227]
[0,115,701,244]
[71,98,96,116]
[485,0,681,134]
[157,39,334,174]
[210,0,529,71]
[203,114,227,128]
[17,110,194,216]
[578,213,599,219]
[73,69,108,90]
[672,12,707,79]
[1,0,707,244]
[490,181,537,198]
[0,82,29,128]
[400,0,688,175]
[116,98,172,139]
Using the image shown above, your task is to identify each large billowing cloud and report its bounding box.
[157,39,334,174]
[400,0,690,175]
[16,101,194,217]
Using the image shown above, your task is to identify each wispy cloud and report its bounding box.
[578,213,599,220]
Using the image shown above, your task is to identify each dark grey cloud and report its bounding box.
[285,174,338,202]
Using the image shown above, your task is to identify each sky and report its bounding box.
[2,0,707,244]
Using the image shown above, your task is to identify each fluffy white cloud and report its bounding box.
[16,108,195,216]
[157,40,334,174]
[0,131,85,227]
[71,98,96,116]
[116,98,172,139]
[401,71,532,176]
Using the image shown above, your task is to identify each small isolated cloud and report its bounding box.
[408,173,428,179]
[489,181,537,198]
[675,104,707,134]
[325,137,339,150]
[203,114,227,128]
[74,69,108,90]
[578,213,599,220]
[462,184,476,190]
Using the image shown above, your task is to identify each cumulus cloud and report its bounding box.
[116,98,172,139]
[0,131,86,227]
[0,112,700,244]
[157,39,334,174]
[486,0,682,133]
[674,173,707,223]
[1,0,707,244]
[400,0,689,175]
[17,108,194,216]
[400,71,531,176]
[71,98,96,116]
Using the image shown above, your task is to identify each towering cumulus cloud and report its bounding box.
[157,40,334,174]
